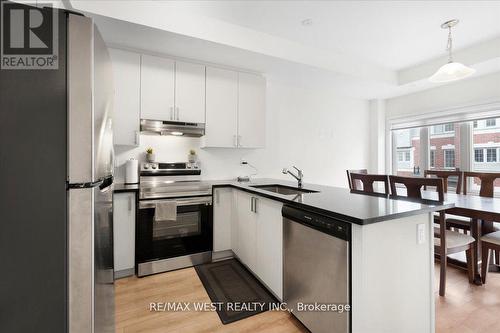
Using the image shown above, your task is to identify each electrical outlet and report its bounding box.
[417,224,426,244]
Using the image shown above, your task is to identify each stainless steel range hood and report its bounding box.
[140,119,205,137]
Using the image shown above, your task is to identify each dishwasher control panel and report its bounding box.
[282,205,351,241]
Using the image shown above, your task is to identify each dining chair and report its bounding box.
[346,169,367,190]
[463,171,500,197]
[424,170,470,232]
[389,175,475,296]
[424,169,462,194]
[349,173,390,195]
[463,172,500,264]
[481,231,500,284]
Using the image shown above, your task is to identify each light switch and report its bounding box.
[417,224,426,244]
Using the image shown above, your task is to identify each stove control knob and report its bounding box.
[152,164,158,169]
[143,163,150,169]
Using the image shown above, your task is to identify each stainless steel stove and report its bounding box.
[140,162,211,199]
[137,162,213,276]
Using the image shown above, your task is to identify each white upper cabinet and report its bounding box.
[109,48,141,146]
[203,67,238,148]
[140,54,175,121]
[238,72,266,148]
[175,61,206,123]
[110,49,264,145]
[203,67,266,148]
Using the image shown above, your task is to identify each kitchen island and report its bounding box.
[211,179,453,333]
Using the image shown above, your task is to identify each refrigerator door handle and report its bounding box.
[68,180,104,189]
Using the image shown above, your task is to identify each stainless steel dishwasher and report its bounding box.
[283,205,351,333]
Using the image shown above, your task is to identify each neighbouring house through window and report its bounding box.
[486,119,496,127]
[444,123,454,132]
[475,148,484,162]
[392,115,500,194]
[487,148,497,162]
[444,150,455,168]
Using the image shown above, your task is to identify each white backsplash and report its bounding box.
[114,134,278,182]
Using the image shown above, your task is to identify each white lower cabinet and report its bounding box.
[236,191,258,273]
[255,196,283,300]
[219,189,282,300]
[113,192,136,278]
[212,188,284,299]
[213,188,233,252]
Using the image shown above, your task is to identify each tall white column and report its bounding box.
[369,99,386,173]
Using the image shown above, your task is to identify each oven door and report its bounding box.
[137,196,212,267]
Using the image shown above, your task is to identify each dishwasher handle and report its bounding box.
[282,205,350,241]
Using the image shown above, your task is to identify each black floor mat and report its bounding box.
[195,259,278,324]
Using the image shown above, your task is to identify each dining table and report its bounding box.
[417,190,500,285]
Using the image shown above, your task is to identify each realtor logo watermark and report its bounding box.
[1,2,58,69]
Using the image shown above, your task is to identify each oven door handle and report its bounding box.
[139,196,212,209]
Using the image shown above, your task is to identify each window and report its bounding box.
[431,123,454,135]
[397,150,411,162]
[444,150,455,168]
[475,149,484,162]
[430,150,435,167]
[487,148,497,162]
[404,151,410,161]
[444,123,454,132]
[486,119,496,127]
[472,121,500,193]
[473,121,478,128]
[393,128,420,176]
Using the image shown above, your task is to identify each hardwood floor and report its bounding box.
[115,267,307,333]
[115,264,500,333]
[435,264,500,333]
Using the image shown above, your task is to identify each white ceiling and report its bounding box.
[66,0,500,99]
[157,0,500,70]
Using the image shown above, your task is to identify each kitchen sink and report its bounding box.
[250,184,318,195]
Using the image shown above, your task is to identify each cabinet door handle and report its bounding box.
[176,107,180,120]
[128,195,132,211]
[253,197,258,213]
[250,197,254,212]
[215,190,220,204]
[170,106,174,120]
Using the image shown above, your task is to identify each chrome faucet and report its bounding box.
[282,166,303,188]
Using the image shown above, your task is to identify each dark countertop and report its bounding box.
[114,183,139,193]
[210,178,454,225]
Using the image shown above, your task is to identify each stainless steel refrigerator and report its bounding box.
[0,4,115,333]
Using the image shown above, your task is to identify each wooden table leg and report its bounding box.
[471,218,483,285]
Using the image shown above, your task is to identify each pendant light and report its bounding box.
[429,19,475,83]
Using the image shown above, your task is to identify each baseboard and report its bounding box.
[212,250,234,262]
[114,268,135,279]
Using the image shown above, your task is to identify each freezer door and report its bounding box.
[94,182,115,333]
[68,187,93,333]
[68,14,114,184]
[68,182,115,333]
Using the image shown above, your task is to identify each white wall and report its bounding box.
[386,72,500,119]
[115,81,371,188]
